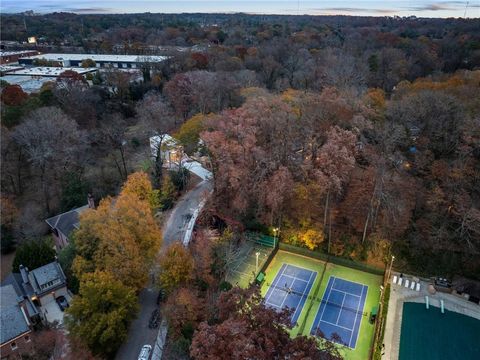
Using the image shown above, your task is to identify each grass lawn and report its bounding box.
[261,250,383,360]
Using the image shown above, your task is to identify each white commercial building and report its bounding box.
[19,53,168,69]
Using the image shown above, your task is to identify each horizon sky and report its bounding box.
[1,0,479,18]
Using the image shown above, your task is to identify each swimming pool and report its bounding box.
[399,302,480,360]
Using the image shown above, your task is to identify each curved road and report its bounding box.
[115,178,212,360]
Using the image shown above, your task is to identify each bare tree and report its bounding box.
[136,92,175,187]
[12,107,87,214]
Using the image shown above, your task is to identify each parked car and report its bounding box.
[149,309,159,329]
[55,296,69,311]
[156,289,166,304]
[138,344,152,360]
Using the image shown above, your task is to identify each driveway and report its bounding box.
[115,175,212,360]
[41,293,72,325]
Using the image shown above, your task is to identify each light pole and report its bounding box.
[273,227,279,247]
[255,252,260,274]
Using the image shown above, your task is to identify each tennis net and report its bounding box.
[266,282,367,317]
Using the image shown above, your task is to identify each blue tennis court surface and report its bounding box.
[264,263,317,325]
[311,276,368,349]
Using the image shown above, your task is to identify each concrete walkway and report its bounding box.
[382,272,480,360]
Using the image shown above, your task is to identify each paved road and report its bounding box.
[115,178,212,360]
[163,179,212,246]
[115,286,159,360]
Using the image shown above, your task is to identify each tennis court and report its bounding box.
[310,276,368,349]
[264,263,317,324]
[260,250,383,360]
[225,233,275,288]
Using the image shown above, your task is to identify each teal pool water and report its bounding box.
[399,302,480,360]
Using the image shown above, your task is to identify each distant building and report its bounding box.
[0,74,54,94]
[0,65,24,75]
[0,50,40,64]
[0,66,97,93]
[0,285,34,358]
[45,195,95,250]
[19,53,168,69]
[150,134,184,168]
[9,66,97,77]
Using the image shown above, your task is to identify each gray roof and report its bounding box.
[1,285,21,307]
[2,262,67,299]
[1,273,25,298]
[1,277,39,318]
[45,204,89,239]
[0,286,30,344]
[31,262,65,287]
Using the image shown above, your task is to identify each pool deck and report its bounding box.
[383,272,480,360]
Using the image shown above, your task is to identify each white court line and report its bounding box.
[265,264,288,305]
[278,267,315,312]
[334,278,365,298]
[312,276,336,335]
[319,319,355,332]
[348,284,365,348]
[335,291,347,325]
[281,273,309,283]
[332,277,367,297]
[284,263,318,282]
[290,270,315,322]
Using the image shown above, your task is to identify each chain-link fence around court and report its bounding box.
[225,232,276,288]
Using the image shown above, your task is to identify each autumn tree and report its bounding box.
[56,71,86,95]
[202,95,297,223]
[157,242,194,293]
[121,171,160,212]
[175,113,206,155]
[66,271,138,358]
[190,229,216,287]
[73,191,162,290]
[190,287,341,360]
[1,84,28,106]
[163,287,204,338]
[81,58,96,68]
[387,90,464,156]
[159,173,177,210]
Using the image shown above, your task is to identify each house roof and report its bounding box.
[31,262,65,287]
[1,284,21,307]
[1,273,25,298]
[45,204,89,238]
[0,286,30,344]
[2,262,66,298]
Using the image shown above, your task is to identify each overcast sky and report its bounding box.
[1,1,479,18]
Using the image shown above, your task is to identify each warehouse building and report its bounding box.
[19,53,168,68]
[0,50,40,64]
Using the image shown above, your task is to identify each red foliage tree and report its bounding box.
[190,52,209,69]
[190,287,341,360]
[1,84,28,106]
[57,70,85,84]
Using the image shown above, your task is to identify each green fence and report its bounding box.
[278,243,385,276]
[246,231,276,247]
